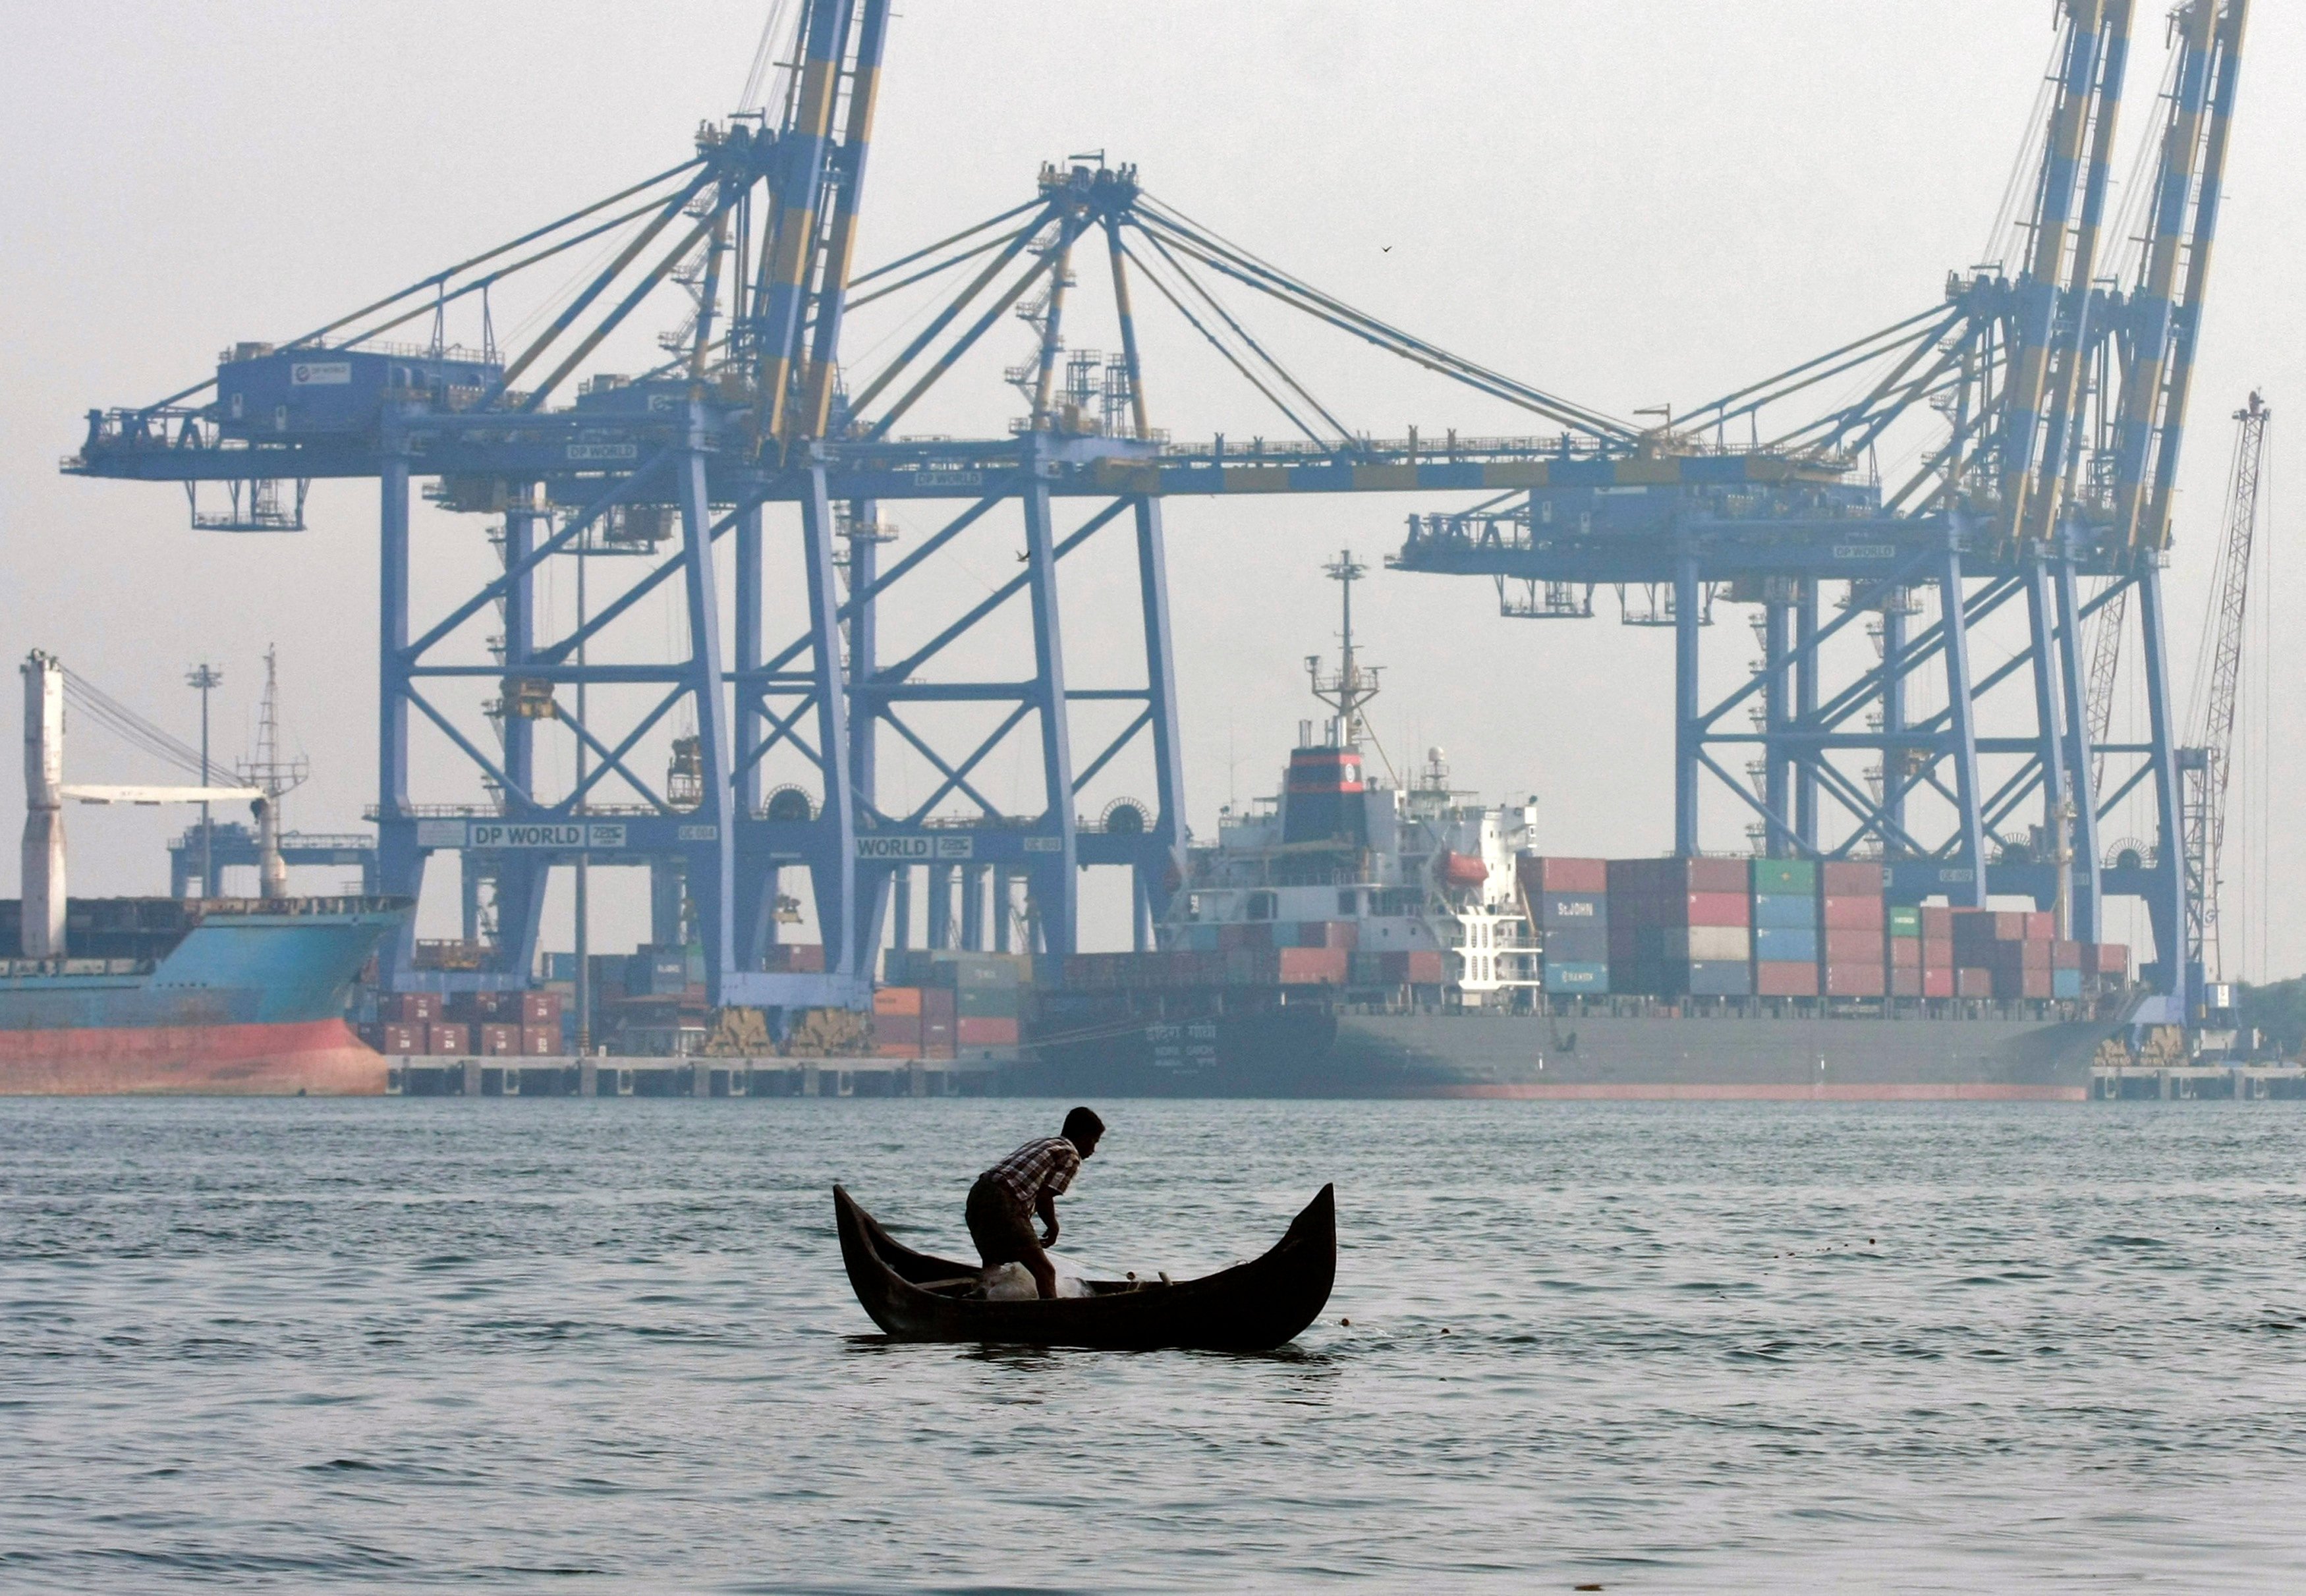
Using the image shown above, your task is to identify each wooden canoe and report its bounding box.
[833,1182,1336,1351]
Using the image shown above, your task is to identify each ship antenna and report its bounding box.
[1306,548,1382,752]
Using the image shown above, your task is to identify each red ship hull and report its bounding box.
[0,1018,387,1096]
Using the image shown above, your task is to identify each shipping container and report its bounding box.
[1822,927,1882,963]
[1543,925,1610,964]
[1750,858,1818,894]
[1993,966,2052,1001]
[1753,926,1820,963]
[1819,895,1886,930]
[1955,968,1993,999]
[1750,892,1818,929]
[1887,906,1922,938]
[2086,942,2130,979]
[1824,962,1886,997]
[2052,968,2083,1000]
[2050,939,2081,971]
[1217,922,1275,952]
[1540,893,1607,926]
[1523,856,1608,894]
[1293,920,1360,950]
[426,1022,470,1056]
[957,984,1021,1019]
[1818,861,1885,896]
[381,991,440,1023]
[1664,925,1751,962]
[1542,960,1609,993]
[1607,856,1747,894]
[765,943,826,973]
[519,1025,559,1056]
[479,1022,519,1057]
[1890,968,1923,999]
[1921,937,1954,970]
[1921,967,1954,999]
[873,985,923,1018]
[521,991,563,1026]
[1920,906,1953,939]
[1951,910,2026,945]
[1662,958,1753,997]
[1754,960,1819,997]
[957,1015,1020,1047]
[1889,937,1921,969]
[1277,947,1349,985]
[1682,891,1751,927]
[2023,912,2056,942]
[379,1022,421,1055]
[920,987,958,1022]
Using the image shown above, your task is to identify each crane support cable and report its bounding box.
[1131,223,1356,444]
[849,199,1046,289]
[279,157,709,352]
[1117,236,1329,447]
[1136,199,1635,441]
[59,669,210,779]
[1681,305,1960,429]
[845,204,1059,419]
[844,223,1038,312]
[328,191,702,352]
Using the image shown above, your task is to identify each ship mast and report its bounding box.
[236,646,310,900]
[1305,549,1380,750]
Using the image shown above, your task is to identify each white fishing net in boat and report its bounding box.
[980,1255,1091,1299]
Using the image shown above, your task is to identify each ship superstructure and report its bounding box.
[1159,551,1540,1001]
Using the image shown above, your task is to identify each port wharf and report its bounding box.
[387,1055,998,1099]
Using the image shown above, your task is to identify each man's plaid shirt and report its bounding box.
[982,1136,1082,1215]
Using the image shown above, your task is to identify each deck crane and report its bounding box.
[2179,392,2268,989]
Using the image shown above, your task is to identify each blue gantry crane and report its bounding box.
[1389,0,2249,1016]
[62,0,2246,1023]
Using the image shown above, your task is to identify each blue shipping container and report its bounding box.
[1753,926,1820,963]
[1677,958,1755,997]
[1542,961,1610,994]
[1751,893,1819,929]
[2052,968,2082,999]
[1542,925,1609,963]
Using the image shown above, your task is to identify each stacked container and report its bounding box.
[1521,857,1610,995]
[1818,861,1886,997]
[1919,906,1955,997]
[1886,905,1923,998]
[1605,858,1751,997]
[1750,858,1820,997]
[1948,910,2067,1000]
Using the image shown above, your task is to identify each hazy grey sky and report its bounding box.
[3,3,2299,975]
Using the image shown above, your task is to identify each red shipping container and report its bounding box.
[1524,856,1609,894]
[1955,968,1993,999]
[426,1022,470,1056]
[2023,912,2056,942]
[1952,910,2025,944]
[1921,937,1954,970]
[1890,937,1922,969]
[875,1042,920,1060]
[766,943,827,973]
[378,1022,422,1055]
[479,1023,519,1057]
[1920,906,1954,939]
[1819,861,1886,896]
[1824,927,1882,962]
[957,1016,1021,1046]
[1681,891,1751,927]
[1755,960,1819,997]
[1296,921,1360,950]
[2051,939,2082,970]
[1994,966,2052,1001]
[520,1026,559,1056]
[1922,967,1955,998]
[874,986,923,1017]
[2087,943,2131,979]
[874,1013,923,1047]
[1278,946,1349,985]
[921,987,958,1022]
[1824,962,1886,997]
[1608,856,1746,894]
[383,991,440,1023]
[1890,968,1923,999]
[1820,895,1885,930]
[521,991,564,1026]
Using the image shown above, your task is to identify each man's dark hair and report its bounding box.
[1063,1106,1104,1144]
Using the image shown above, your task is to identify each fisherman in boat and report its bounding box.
[967,1107,1104,1300]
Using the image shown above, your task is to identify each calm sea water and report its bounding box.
[2,1097,2302,1593]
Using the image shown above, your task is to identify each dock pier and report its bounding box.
[386,1056,999,1099]
[2091,1064,2306,1101]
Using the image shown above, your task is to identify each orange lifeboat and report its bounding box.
[1438,851,1489,889]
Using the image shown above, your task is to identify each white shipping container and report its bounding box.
[1665,925,1752,962]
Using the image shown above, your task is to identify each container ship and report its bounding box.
[987,567,2135,1101]
[5,651,408,1095]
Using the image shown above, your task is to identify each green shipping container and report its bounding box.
[1888,906,1922,938]
[957,985,1021,1019]
[1750,858,1817,894]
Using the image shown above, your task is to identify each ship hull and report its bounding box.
[0,898,407,1096]
[1008,1003,2117,1100]
[0,1017,385,1095]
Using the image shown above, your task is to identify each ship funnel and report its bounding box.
[20,651,66,958]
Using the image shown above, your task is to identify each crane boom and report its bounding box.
[2181,390,2268,979]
